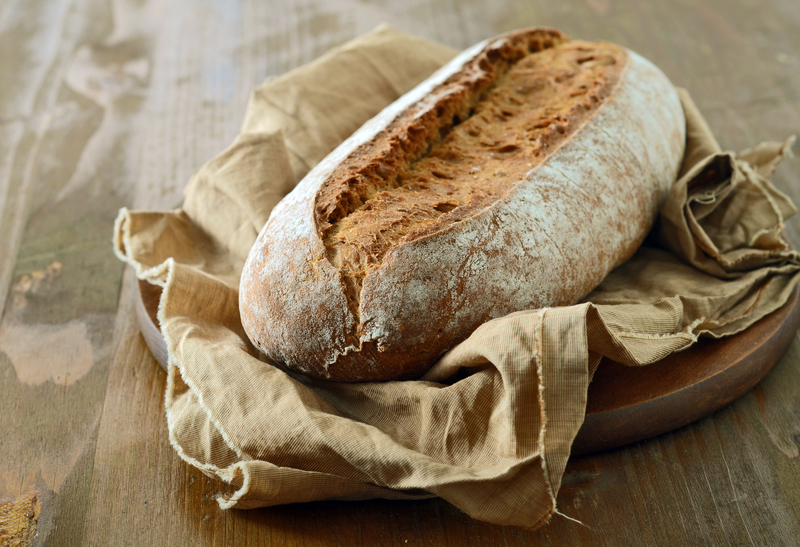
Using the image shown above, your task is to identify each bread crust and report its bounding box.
[239,28,686,382]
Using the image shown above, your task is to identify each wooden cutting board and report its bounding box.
[135,279,800,456]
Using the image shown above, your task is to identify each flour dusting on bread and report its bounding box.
[239,28,686,381]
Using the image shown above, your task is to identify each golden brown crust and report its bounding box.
[240,28,686,382]
[315,32,626,325]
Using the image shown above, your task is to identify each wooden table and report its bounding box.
[2,0,799,545]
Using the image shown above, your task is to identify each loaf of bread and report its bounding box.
[239,28,686,382]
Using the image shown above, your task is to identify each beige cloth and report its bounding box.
[113,26,799,528]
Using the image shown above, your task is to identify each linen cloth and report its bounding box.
[113,26,799,528]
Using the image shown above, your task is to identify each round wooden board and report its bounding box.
[136,279,800,456]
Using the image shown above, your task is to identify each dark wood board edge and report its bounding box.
[135,279,168,370]
[572,287,800,455]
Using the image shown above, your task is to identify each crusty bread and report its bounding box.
[239,28,686,382]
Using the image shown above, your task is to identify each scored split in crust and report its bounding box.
[239,27,685,382]
[315,33,627,326]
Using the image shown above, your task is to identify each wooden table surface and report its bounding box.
[2,0,799,545]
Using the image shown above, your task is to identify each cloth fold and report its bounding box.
[113,25,799,528]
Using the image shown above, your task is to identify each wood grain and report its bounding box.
[1,0,799,545]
